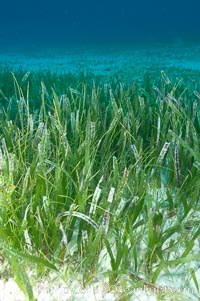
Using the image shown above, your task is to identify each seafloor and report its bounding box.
[1,42,200,78]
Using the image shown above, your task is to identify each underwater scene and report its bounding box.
[0,1,200,300]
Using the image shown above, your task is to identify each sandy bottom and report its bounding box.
[0,272,196,301]
[1,43,200,78]
[0,277,158,301]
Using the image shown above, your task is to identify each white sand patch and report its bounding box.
[0,264,198,301]
[0,277,165,301]
[0,277,140,301]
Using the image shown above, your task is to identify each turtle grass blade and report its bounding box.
[7,254,36,301]
[56,211,99,231]
[0,226,8,241]
[0,238,36,300]
[169,130,200,162]
[166,253,200,265]
[0,238,58,272]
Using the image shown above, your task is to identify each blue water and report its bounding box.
[0,0,200,48]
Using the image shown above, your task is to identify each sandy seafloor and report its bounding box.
[1,42,200,78]
[0,43,200,300]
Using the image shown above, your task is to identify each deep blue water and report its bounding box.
[0,0,200,49]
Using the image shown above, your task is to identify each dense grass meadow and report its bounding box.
[0,66,200,300]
